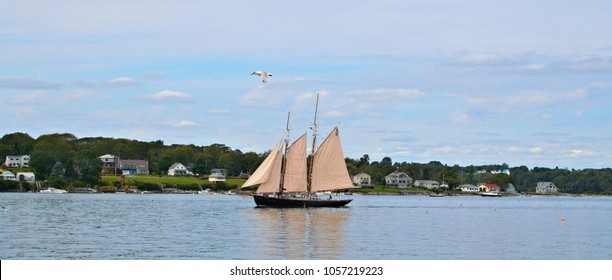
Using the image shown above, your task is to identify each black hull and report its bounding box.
[253,194,352,208]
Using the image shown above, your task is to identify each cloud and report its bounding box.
[0,76,62,90]
[323,110,347,118]
[566,88,588,99]
[144,90,193,102]
[528,146,544,153]
[173,120,197,127]
[459,54,499,65]
[564,56,612,72]
[142,71,165,80]
[567,149,596,158]
[526,63,545,70]
[368,88,426,100]
[105,77,141,86]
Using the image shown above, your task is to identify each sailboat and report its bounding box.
[241,93,353,207]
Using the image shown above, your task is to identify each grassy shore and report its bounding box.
[101,175,246,187]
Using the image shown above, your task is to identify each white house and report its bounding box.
[99,154,116,169]
[352,172,372,188]
[413,180,440,189]
[16,172,35,182]
[459,184,479,193]
[209,169,227,182]
[536,182,558,194]
[1,171,17,181]
[385,171,412,188]
[4,155,30,168]
[479,183,501,193]
[168,163,192,176]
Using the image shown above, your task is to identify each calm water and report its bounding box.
[0,193,610,260]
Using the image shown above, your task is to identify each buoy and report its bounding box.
[561,216,565,222]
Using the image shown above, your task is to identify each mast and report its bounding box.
[279,111,290,194]
[307,92,319,194]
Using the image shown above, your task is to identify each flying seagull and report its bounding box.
[251,71,272,83]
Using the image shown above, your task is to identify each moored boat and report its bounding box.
[241,93,353,208]
[40,187,67,194]
[480,192,502,197]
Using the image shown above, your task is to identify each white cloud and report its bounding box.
[567,149,596,158]
[174,120,197,127]
[567,89,588,99]
[459,54,499,65]
[105,77,140,86]
[0,76,62,90]
[367,88,426,100]
[324,110,347,118]
[208,109,231,115]
[142,71,165,80]
[145,90,193,102]
[526,63,545,70]
[528,147,543,153]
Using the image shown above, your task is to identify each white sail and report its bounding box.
[311,127,353,192]
[282,133,308,193]
[242,141,283,193]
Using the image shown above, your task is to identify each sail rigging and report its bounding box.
[241,93,353,208]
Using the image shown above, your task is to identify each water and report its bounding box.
[1,193,610,260]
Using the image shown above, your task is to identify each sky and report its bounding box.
[1,1,611,169]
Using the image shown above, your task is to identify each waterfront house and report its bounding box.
[1,171,17,181]
[536,182,558,194]
[459,184,479,193]
[385,170,412,188]
[168,163,192,176]
[16,172,35,182]
[119,159,150,175]
[352,172,373,188]
[209,169,227,182]
[413,180,440,189]
[4,155,30,168]
[478,183,500,193]
[99,154,116,169]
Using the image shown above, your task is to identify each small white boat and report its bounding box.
[40,187,67,194]
[480,192,502,197]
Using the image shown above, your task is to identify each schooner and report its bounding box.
[241,93,353,207]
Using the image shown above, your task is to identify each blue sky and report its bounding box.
[1,1,611,169]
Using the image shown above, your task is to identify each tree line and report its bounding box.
[1,132,611,194]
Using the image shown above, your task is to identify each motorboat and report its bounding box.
[40,187,67,194]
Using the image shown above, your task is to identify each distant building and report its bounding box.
[209,169,227,182]
[385,170,412,188]
[99,154,116,169]
[168,163,192,176]
[352,172,372,188]
[119,159,149,175]
[4,155,30,168]
[413,180,440,189]
[478,183,500,193]
[505,183,516,193]
[16,172,35,182]
[536,182,558,194]
[1,171,17,181]
[459,184,479,193]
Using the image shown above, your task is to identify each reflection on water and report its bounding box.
[250,207,349,259]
